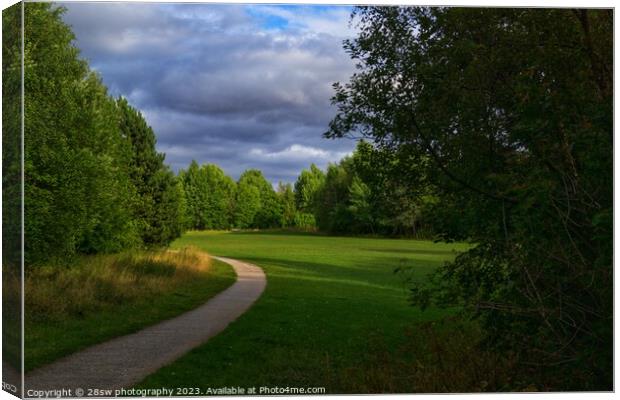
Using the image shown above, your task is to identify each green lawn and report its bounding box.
[138,231,469,393]
[25,258,235,371]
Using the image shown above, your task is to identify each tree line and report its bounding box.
[178,140,435,237]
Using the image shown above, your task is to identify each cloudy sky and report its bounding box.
[59,2,358,185]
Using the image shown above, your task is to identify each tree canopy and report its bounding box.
[8,3,185,264]
[326,6,612,388]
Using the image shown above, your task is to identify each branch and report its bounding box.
[406,113,518,204]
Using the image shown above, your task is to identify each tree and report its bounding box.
[347,176,374,233]
[233,180,261,229]
[201,164,236,229]
[351,140,436,236]
[236,169,282,229]
[179,160,209,230]
[144,168,185,246]
[117,98,183,247]
[175,175,191,231]
[315,160,355,233]
[21,3,139,263]
[6,3,185,263]
[3,3,23,268]
[294,164,325,213]
[293,212,317,231]
[327,7,612,388]
[292,164,325,231]
[277,182,296,228]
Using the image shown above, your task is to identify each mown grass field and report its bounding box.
[138,231,472,393]
[23,250,235,371]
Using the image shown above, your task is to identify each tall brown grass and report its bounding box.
[22,247,212,322]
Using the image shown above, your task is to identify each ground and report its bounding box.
[137,231,468,393]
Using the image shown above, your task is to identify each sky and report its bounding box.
[59,2,359,185]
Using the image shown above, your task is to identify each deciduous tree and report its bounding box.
[327,6,612,388]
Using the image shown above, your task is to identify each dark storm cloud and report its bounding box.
[59,2,357,184]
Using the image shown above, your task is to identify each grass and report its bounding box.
[20,248,236,371]
[136,231,509,393]
[2,265,22,371]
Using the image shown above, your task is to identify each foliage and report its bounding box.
[180,162,236,230]
[293,212,317,231]
[233,180,261,229]
[314,160,354,233]
[2,3,23,370]
[22,3,139,263]
[117,98,184,247]
[327,6,612,389]
[145,168,185,246]
[276,182,296,227]
[179,161,209,229]
[294,164,325,213]
[236,169,282,228]
[202,164,237,229]
[2,3,22,268]
[291,142,436,237]
[347,176,374,233]
[7,4,185,264]
[351,141,437,236]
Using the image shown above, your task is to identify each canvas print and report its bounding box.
[2,1,613,397]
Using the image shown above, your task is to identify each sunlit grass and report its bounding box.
[138,231,485,393]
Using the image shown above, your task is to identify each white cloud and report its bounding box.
[250,144,350,162]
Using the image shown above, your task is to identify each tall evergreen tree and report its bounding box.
[117,98,183,247]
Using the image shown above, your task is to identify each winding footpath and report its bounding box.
[24,256,266,395]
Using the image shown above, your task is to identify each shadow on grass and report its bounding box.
[220,229,441,242]
[359,247,462,256]
[216,255,439,297]
[225,229,327,237]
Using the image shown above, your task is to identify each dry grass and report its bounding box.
[24,247,213,322]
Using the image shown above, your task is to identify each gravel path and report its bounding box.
[24,256,266,396]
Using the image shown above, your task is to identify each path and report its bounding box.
[24,256,266,395]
